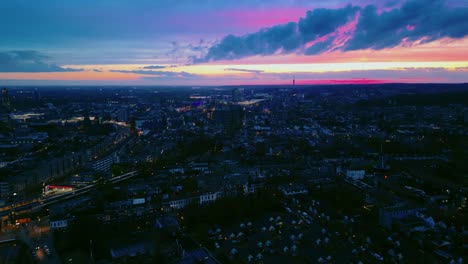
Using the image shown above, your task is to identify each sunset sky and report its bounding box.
[1,0,467,85]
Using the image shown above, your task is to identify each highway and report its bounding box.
[0,170,139,218]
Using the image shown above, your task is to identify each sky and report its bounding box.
[1,0,467,85]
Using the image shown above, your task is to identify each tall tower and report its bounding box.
[293,76,295,87]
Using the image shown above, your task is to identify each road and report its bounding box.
[18,216,61,264]
[0,170,139,219]
[0,170,140,262]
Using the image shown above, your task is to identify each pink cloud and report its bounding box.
[331,12,360,49]
[304,35,330,49]
[218,8,307,31]
[406,24,415,31]
[203,37,468,66]
[301,12,360,53]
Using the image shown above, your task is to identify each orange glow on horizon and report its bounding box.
[0,37,467,84]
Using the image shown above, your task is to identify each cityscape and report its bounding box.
[1,0,468,264]
[0,84,467,263]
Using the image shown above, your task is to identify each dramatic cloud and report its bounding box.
[196,5,357,62]
[197,0,468,62]
[299,5,359,42]
[167,40,213,65]
[345,0,468,50]
[0,51,83,72]
[196,22,301,62]
[304,38,335,55]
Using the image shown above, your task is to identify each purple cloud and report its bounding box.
[195,0,468,62]
[0,51,83,72]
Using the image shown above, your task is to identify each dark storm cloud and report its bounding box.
[196,0,468,62]
[196,22,302,62]
[298,5,359,42]
[345,0,468,50]
[0,51,83,72]
[197,5,357,62]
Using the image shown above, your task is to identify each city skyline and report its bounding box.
[1,0,467,85]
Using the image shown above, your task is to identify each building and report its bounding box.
[213,104,244,131]
[91,152,119,171]
[168,167,185,174]
[168,197,195,210]
[165,191,223,210]
[155,216,180,230]
[232,88,245,102]
[346,170,366,180]
[243,182,265,194]
[49,152,87,178]
[280,184,309,196]
[199,192,222,205]
[378,205,425,229]
[1,88,11,111]
[8,132,48,145]
[0,181,10,199]
[188,162,209,172]
[50,219,70,230]
[117,108,129,122]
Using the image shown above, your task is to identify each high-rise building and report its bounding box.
[91,152,120,172]
[34,88,41,101]
[0,182,10,199]
[117,108,129,122]
[213,104,244,131]
[1,88,11,111]
[232,88,244,102]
